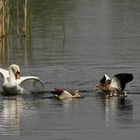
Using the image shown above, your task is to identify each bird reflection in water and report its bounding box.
[51,96,82,112]
[0,97,21,136]
[97,94,133,129]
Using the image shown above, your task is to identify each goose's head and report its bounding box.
[95,80,111,90]
[51,88,64,96]
[9,64,20,80]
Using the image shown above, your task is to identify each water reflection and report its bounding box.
[0,36,34,65]
[0,97,21,135]
[46,96,82,112]
[97,95,133,129]
[116,98,133,128]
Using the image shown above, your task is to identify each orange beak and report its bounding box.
[15,71,20,79]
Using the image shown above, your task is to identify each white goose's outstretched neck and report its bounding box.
[9,64,20,81]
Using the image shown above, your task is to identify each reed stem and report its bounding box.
[0,0,30,38]
[23,0,28,37]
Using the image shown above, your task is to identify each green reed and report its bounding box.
[0,0,31,64]
[0,0,31,39]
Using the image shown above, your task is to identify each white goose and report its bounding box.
[0,64,44,95]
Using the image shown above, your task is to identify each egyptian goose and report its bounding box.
[95,73,133,97]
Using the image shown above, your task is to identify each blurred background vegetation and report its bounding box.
[0,0,31,38]
[0,0,32,64]
[0,0,70,65]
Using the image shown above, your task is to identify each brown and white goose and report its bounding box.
[95,73,133,97]
[51,88,81,99]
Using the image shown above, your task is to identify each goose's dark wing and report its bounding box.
[113,73,133,90]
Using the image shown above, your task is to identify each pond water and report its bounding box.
[0,0,140,139]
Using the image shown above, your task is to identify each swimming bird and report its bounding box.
[51,88,81,99]
[95,73,133,97]
[0,64,44,95]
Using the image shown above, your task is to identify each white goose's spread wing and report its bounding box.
[110,75,121,90]
[17,76,44,92]
[0,68,9,83]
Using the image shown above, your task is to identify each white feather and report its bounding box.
[110,76,121,89]
[58,90,73,99]
[104,74,110,81]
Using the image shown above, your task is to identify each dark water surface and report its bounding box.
[1,0,140,139]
